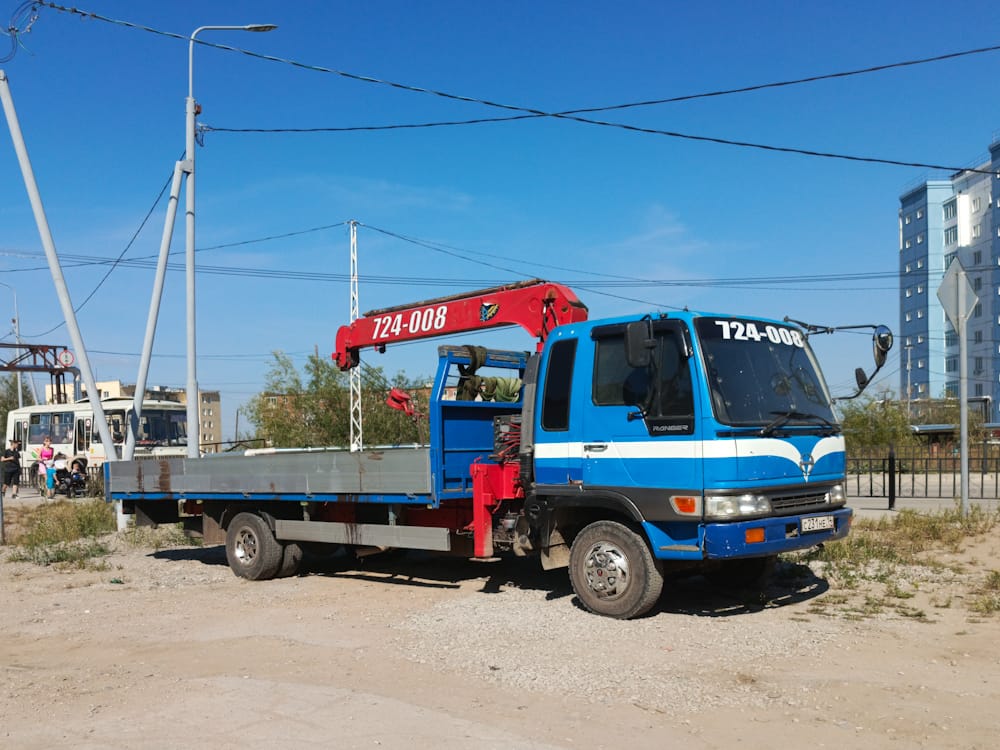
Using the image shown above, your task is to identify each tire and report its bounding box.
[568,520,664,620]
[275,542,303,578]
[225,513,283,580]
[705,555,777,588]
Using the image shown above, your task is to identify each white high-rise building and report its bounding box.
[898,137,1000,419]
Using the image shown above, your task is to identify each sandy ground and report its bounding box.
[1,490,998,750]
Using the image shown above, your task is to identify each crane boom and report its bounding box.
[333,278,588,370]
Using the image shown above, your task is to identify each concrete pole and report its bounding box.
[958,279,969,517]
[184,23,276,459]
[0,70,117,457]
[124,160,184,460]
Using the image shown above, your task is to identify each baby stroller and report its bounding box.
[54,457,88,498]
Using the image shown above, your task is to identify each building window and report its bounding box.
[905,312,913,322]
[918,383,927,394]
[917,335,924,344]
[917,310,924,319]
[976,383,984,397]
[917,259,924,269]
[917,284,924,294]
[975,357,983,373]
[905,238,913,249]
[905,336,912,346]
[906,288,913,298]
[944,226,958,245]
[974,250,983,265]
[905,214,912,224]
[973,224,982,240]
[917,208,924,219]
[973,196,982,212]
[944,199,957,220]
[905,263,912,273]
[974,302,983,318]
[946,330,958,346]
[916,232,924,244]
[974,329,983,343]
[917,359,925,369]
[946,357,957,373]
[945,251,957,266]
[974,276,983,291]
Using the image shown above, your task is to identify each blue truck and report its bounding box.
[107,280,892,619]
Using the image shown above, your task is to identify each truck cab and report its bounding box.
[522,312,852,616]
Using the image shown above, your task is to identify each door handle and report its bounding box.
[584,443,608,452]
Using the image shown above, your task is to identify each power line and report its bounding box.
[34,2,1000,175]
[28,159,180,338]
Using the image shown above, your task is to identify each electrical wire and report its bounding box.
[26,158,180,338]
[33,1,1000,175]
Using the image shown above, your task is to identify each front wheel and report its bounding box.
[225,513,283,580]
[568,520,664,619]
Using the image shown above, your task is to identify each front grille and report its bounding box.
[770,490,829,512]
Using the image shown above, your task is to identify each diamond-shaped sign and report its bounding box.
[937,259,978,330]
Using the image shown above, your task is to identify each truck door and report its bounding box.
[532,335,582,485]
[581,321,703,496]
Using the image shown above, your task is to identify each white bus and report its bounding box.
[5,398,189,475]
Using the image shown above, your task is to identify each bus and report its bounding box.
[5,398,189,477]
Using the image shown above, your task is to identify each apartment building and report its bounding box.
[898,136,1000,419]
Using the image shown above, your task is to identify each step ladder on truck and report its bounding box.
[106,279,892,619]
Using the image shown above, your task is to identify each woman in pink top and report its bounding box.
[39,435,55,500]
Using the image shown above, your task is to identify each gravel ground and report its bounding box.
[1,494,999,749]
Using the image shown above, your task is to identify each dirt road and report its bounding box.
[1,494,998,749]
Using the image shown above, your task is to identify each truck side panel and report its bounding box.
[106,448,432,501]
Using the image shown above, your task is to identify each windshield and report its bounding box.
[695,317,836,428]
[135,409,188,446]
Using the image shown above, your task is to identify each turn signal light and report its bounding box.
[745,527,765,544]
[672,496,699,514]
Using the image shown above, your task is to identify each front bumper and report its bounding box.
[702,507,852,559]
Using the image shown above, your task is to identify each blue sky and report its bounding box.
[2,0,999,441]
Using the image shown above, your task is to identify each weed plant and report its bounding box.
[5,499,116,567]
[792,505,1000,620]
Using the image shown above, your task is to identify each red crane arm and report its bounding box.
[333,279,588,370]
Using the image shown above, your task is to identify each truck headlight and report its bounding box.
[704,493,772,519]
[827,484,845,504]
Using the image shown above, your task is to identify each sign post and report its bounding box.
[937,259,978,516]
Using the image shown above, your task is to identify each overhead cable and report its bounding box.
[35,1,1000,175]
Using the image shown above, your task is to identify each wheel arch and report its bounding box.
[535,490,648,570]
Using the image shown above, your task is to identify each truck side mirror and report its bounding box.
[625,321,654,368]
[873,325,893,369]
[854,367,869,390]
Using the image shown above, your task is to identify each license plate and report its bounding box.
[801,515,834,533]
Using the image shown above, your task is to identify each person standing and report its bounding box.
[39,435,55,500]
[1,438,21,500]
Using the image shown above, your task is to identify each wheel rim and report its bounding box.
[234,527,259,566]
[581,541,630,600]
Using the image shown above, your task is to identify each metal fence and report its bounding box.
[846,446,1000,499]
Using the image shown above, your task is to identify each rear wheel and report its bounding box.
[275,542,303,578]
[225,513,283,580]
[568,520,664,619]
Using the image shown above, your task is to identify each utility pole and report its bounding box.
[905,344,912,420]
[349,220,362,452]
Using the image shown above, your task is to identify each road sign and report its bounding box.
[57,349,75,367]
[937,259,978,330]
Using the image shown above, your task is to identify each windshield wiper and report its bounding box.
[760,410,838,437]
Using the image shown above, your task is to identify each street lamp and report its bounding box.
[0,280,24,409]
[185,23,276,457]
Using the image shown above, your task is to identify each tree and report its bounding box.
[244,351,426,448]
[838,396,917,454]
[0,373,34,433]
